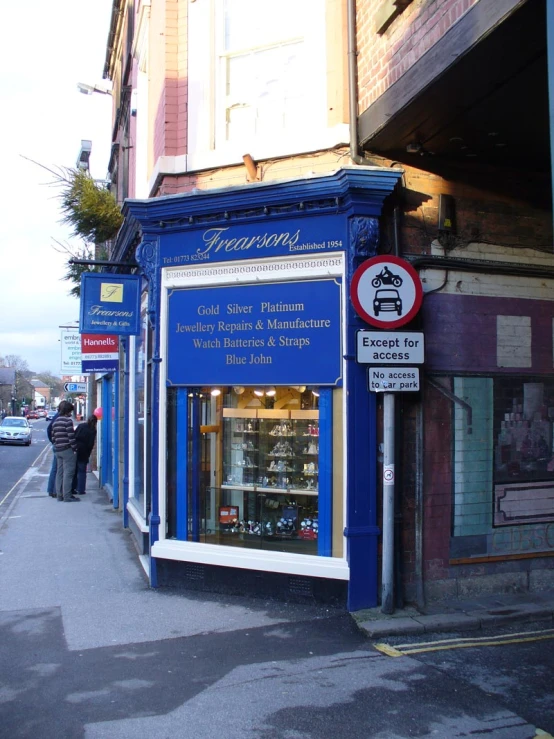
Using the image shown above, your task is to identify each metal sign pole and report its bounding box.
[382,391,395,614]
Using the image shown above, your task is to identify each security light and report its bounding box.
[77,82,112,96]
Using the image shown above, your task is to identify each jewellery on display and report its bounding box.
[269,423,295,437]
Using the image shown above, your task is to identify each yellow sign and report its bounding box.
[100,283,124,303]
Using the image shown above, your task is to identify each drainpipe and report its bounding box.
[391,208,405,609]
[547,0,554,218]
[348,1,410,610]
[410,255,554,280]
[347,0,370,165]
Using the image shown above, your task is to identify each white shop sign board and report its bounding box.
[356,331,425,364]
[368,367,420,393]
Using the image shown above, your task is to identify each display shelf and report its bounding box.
[221,409,320,548]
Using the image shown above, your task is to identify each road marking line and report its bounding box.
[0,445,50,507]
[374,628,554,656]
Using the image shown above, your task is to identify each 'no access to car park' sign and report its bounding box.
[368,367,420,393]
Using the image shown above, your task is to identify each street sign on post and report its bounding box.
[64,382,88,393]
[350,255,423,329]
[350,255,424,615]
[368,367,420,392]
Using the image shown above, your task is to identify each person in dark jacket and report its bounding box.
[46,408,60,497]
[51,401,79,502]
[71,416,97,495]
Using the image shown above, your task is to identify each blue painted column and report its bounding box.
[317,388,333,557]
[135,236,161,588]
[112,371,120,510]
[101,375,113,489]
[191,393,201,542]
[122,338,130,528]
[344,217,381,612]
[176,388,189,540]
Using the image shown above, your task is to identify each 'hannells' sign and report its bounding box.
[80,273,141,335]
[81,334,119,373]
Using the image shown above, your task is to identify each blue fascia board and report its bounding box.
[122,167,402,232]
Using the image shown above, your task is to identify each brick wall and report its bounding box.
[375,159,553,255]
[156,148,350,197]
[356,0,479,113]
[150,0,188,166]
[422,384,452,581]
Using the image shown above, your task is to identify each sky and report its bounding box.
[0,0,114,376]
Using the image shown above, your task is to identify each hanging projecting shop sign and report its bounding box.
[167,279,342,386]
[80,273,142,336]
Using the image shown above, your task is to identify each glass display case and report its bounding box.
[220,409,320,551]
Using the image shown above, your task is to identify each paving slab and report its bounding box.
[356,617,425,637]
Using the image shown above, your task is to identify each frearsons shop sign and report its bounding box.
[80,273,142,336]
[161,214,346,267]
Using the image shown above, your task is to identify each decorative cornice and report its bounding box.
[123,167,402,232]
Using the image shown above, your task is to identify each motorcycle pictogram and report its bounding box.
[371,266,403,288]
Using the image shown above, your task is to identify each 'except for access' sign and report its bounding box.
[64,382,88,393]
[368,367,420,393]
[356,331,424,365]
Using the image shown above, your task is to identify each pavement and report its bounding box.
[2,444,554,645]
[1,446,554,738]
[354,590,554,638]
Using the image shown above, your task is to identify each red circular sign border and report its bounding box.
[350,255,423,329]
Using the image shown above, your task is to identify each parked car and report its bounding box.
[26,410,39,420]
[37,409,47,418]
[0,417,32,445]
[46,409,57,421]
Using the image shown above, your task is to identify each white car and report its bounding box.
[0,417,32,446]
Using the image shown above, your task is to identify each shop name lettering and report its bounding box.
[175,300,332,363]
[162,227,343,263]
[87,304,134,328]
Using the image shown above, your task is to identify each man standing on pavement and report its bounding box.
[46,406,59,498]
[51,401,80,502]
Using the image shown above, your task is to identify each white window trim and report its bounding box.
[185,0,341,181]
[157,254,349,580]
[147,120,350,196]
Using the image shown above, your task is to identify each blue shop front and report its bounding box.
[120,167,401,611]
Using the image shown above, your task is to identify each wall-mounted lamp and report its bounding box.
[233,386,245,395]
[76,140,92,171]
[265,387,276,397]
[211,388,221,397]
[311,388,320,397]
[242,153,260,182]
[253,388,265,397]
[77,82,112,96]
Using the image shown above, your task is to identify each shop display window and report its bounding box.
[494,378,554,485]
[165,386,329,556]
[219,406,320,553]
[453,376,554,545]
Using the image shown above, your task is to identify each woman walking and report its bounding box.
[51,401,79,502]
